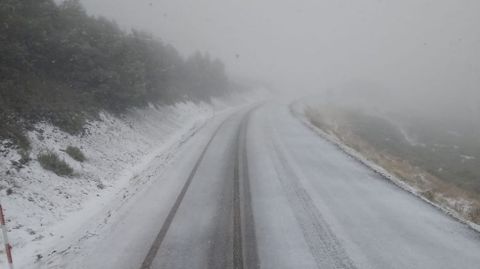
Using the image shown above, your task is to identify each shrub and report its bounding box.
[469,207,480,224]
[0,123,31,152]
[13,130,31,152]
[422,190,436,202]
[65,146,86,162]
[38,151,73,176]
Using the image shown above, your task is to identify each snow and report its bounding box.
[3,93,479,268]
[253,102,480,268]
[290,100,480,233]
[0,89,269,268]
[0,102,212,264]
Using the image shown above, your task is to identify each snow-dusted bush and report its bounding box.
[37,151,73,176]
[65,146,86,162]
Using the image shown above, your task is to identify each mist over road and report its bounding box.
[6,1,480,268]
[47,102,480,269]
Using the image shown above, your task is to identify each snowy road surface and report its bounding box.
[35,102,480,269]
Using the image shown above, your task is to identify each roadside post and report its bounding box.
[0,202,13,269]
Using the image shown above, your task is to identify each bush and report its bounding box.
[0,122,31,152]
[38,151,73,176]
[421,190,436,202]
[469,207,480,224]
[65,146,86,162]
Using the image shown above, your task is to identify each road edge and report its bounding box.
[288,100,480,234]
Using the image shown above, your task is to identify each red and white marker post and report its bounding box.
[0,203,13,269]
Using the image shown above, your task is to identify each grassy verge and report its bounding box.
[305,105,480,225]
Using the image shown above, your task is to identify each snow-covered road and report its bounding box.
[34,102,480,269]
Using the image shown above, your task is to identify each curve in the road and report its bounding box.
[140,105,262,269]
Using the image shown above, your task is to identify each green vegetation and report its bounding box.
[65,146,86,162]
[0,0,238,143]
[0,122,30,151]
[38,151,73,176]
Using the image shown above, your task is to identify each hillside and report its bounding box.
[0,0,240,152]
[302,103,480,227]
[0,1,261,264]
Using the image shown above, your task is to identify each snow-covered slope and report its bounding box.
[0,96,261,266]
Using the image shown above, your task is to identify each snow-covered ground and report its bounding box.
[0,90,267,267]
[249,102,480,268]
[4,95,480,269]
[290,100,480,233]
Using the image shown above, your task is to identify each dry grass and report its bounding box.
[306,106,480,225]
[469,207,480,224]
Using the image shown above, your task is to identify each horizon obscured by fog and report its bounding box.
[77,0,480,122]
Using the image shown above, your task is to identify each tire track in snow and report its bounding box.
[233,106,261,269]
[269,122,356,269]
[140,114,235,269]
[233,115,245,269]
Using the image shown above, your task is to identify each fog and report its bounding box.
[78,0,480,121]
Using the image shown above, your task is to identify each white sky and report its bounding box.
[78,0,480,110]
